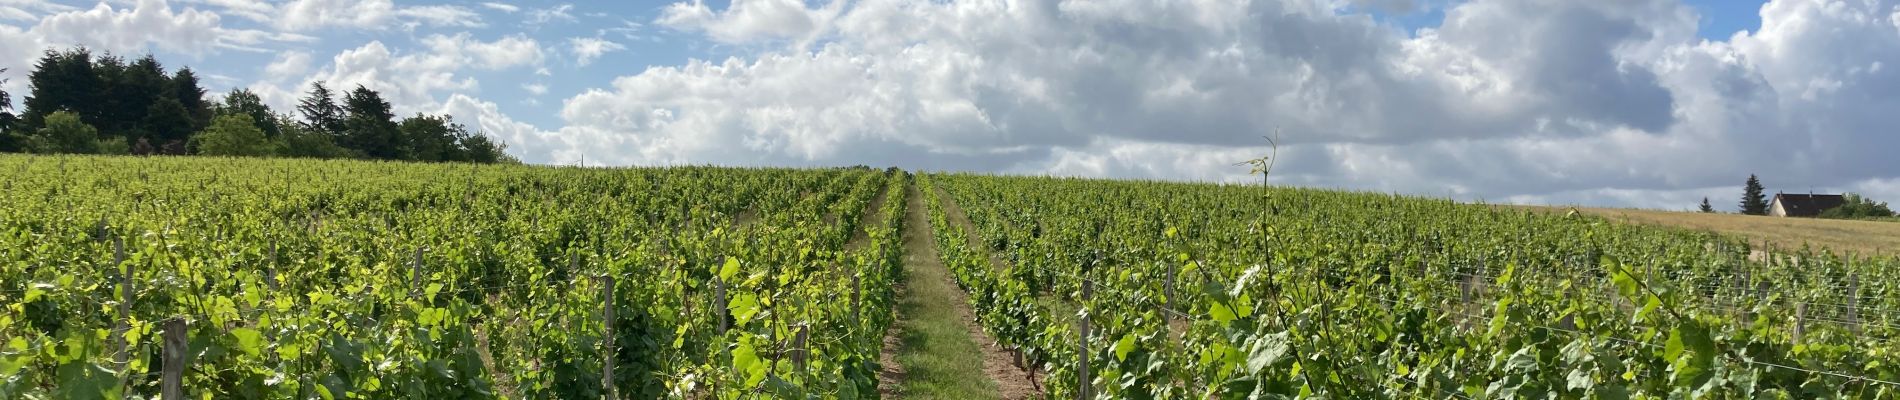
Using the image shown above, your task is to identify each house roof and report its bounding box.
[1772,193,1846,217]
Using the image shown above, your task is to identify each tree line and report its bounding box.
[0,47,514,163]
[1699,174,1894,219]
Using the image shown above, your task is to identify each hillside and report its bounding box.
[4,155,1897,398]
[1510,205,1900,255]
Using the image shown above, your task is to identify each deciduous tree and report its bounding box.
[193,114,273,156]
[26,110,100,154]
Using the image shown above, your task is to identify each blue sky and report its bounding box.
[5,0,1899,211]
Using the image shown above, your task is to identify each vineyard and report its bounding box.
[1,154,1896,399]
[919,173,1900,399]
[0,155,903,399]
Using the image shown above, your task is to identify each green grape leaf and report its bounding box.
[1114,334,1137,362]
[1668,321,1715,384]
[1504,347,1538,372]
[1634,295,1660,324]
[719,257,741,282]
[1209,302,1237,324]
[729,292,761,327]
[228,328,265,357]
[733,340,767,387]
[1610,269,1638,300]
[1245,332,1289,375]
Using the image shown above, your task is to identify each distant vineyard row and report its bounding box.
[921,173,1900,399]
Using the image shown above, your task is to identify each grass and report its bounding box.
[1506,205,1900,255]
[888,186,1001,399]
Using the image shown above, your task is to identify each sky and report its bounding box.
[1,0,1896,211]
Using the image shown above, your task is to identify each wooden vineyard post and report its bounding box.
[266,242,279,291]
[1793,302,1807,343]
[112,237,131,385]
[409,247,425,299]
[162,317,187,400]
[851,265,862,328]
[1740,267,1753,328]
[792,324,810,377]
[1165,260,1178,320]
[1077,280,1093,400]
[1848,273,1862,336]
[600,275,617,400]
[714,277,728,334]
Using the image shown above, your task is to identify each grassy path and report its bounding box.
[876,182,1024,399]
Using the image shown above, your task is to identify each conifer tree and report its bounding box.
[1740,175,1769,215]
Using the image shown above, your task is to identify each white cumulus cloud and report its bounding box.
[567,37,624,66]
[523,0,1900,208]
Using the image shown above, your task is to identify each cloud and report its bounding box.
[526,4,575,25]
[0,0,304,74]
[534,0,1900,207]
[657,0,842,44]
[480,2,519,13]
[263,50,311,81]
[277,0,392,30]
[422,33,543,70]
[394,5,483,29]
[566,37,624,66]
[275,0,484,31]
[192,0,272,22]
[522,82,547,96]
[253,33,545,119]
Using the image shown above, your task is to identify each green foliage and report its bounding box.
[0,156,903,399]
[1698,197,1714,213]
[398,114,461,162]
[215,89,281,138]
[274,116,353,159]
[7,48,513,163]
[170,68,212,132]
[22,48,104,131]
[104,55,170,139]
[1819,193,1896,219]
[296,82,346,138]
[96,136,128,155]
[0,68,16,151]
[919,172,1900,399]
[140,97,195,145]
[341,86,402,159]
[1740,174,1768,215]
[192,114,275,157]
[24,110,100,153]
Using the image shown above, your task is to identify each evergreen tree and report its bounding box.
[1699,197,1715,213]
[171,67,212,131]
[193,114,273,156]
[340,85,401,159]
[0,68,17,151]
[1740,174,1769,215]
[141,97,195,147]
[296,82,345,138]
[217,89,282,138]
[107,55,170,139]
[22,48,104,130]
